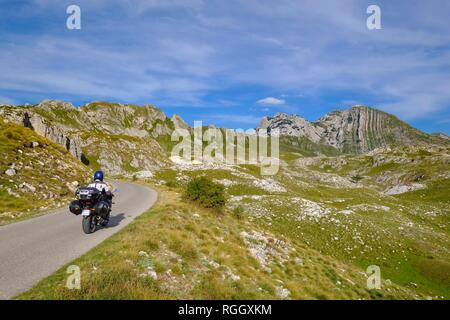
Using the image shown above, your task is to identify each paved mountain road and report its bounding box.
[0,181,157,299]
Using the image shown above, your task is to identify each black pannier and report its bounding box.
[94,201,110,217]
[69,200,82,215]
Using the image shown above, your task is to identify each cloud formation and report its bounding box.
[257,97,286,106]
[0,0,449,132]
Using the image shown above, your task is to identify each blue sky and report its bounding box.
[1,0,449,133]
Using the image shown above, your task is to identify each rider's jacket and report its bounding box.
[88,180,109,193]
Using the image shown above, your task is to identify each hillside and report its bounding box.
[1,100,448,299]
[0,100,176,176]
[18,143,450,299]
[149,144,450,299]
[18,185,423,300]
[0,119,92,224]
[2,102,447,176]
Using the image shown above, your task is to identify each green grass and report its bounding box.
[280,136,341,157]
[17,184,421,300]
[396,179,450,204]
[367,162,402,176]
[148,145,450,299]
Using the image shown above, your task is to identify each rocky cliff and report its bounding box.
[0,101,84,160]
[0,100,188,176]
[258,106,448,153]
[258,112,324,143]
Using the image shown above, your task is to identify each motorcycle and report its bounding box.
[69,187,114,234]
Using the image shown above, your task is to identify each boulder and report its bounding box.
[5,168,16,176]
[19,182,36,192]
[383,183,426,195]
[135,171,153,179]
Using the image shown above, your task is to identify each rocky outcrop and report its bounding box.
[0,119,92,220]
[0,101,84,160]
[383,183,426,195]
[432,132,450,140]
[81,101,172,138]
[0,100,189,171]
[25,112,83,159]
[258,112,323,143]
[171,114,190,130]
[317,106,431,153]
[257,106,446,153]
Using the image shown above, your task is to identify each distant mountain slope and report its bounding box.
[317,106,443,153]
[258,106,448,153]
[2,101,448,177]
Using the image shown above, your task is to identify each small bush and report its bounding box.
[165,180,177,188]
[183,177,226,209]
[350,174,363,183]
[232,205,245,220]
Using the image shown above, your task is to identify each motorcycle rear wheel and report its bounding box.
[82,216,96,234]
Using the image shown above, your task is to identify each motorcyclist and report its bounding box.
[88,170,113,208]
[89,170,109,193]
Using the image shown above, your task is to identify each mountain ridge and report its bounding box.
[1,101,448,175]
[0,100,177,175]
[258,105,448,153]
[1,100,449,299]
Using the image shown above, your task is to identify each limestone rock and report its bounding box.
[258,112,323,143]
[383,183,426,195]
[171,114,190,130]
[5,168,16,176]
[135,171,153,179]
[257,106,447,153]
[19,182,36,192]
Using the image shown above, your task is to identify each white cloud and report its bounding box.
[1,0,450,125]
[256,97,285,106]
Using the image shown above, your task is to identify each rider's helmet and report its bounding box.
[94,170,104,182]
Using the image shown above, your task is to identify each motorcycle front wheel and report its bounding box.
[82,216,96,234]
[101,214,110,227]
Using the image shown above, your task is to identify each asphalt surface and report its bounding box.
[0,181,157,299]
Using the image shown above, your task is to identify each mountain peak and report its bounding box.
[171,114,190,130]
[38,99,76,110]
[258,106,446,153]
[273,112,289,119]
[258,112,323,143]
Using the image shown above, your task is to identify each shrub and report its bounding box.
[350,174,363,183]
[165,180,177,188]
[232,205,245,220]
[184,177,226,209]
